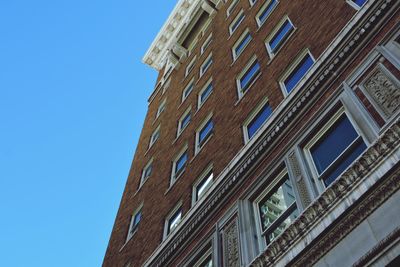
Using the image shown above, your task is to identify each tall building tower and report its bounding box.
[103,0,400,266]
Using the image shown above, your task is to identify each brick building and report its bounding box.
[103,0,400,266]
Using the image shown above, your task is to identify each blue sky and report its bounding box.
[0,1,175,266]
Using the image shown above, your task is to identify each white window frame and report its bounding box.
[279,49,315,96]
[198,78,213,109]
[303,106,367,192]
[227,0,239,17]
[192,163,214,205]
[256,0,279,27]
[182,79,195,103]
[236,55,261,99]
[249,0,257,6]
[265,15,295,59]
[253,168,298,248]
[140,158,153,187]
[177,106,192,137]
[201,33,213,55]
[200,53,213,77]
[186,56,197,77]
[229,9,245,35]
[192,247,213,267]
[162,78,171,95]
[163,202,183,240]
[171,145,189,185]
[126,204,143,242]
[232,28,252,61]
[149,125,161,148]
[156,99,166,119]
[242,97,272,143]
[195,113,214,154]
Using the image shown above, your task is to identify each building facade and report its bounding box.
[103,0,400,266]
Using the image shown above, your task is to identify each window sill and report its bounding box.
[234,71,262,106]
[196,92,213,114]
[172,127,189,145]
[191,134,214,163]
[119,229,138,253]
[165,170,186,195]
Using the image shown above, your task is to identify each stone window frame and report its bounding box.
[170,144,189,186]
[156,98,167,120]
[192,163,214,206]
[299,96,376,193]
[149,124,161,149]
[185,56,197,78]
[255,0,279,28]
[236,55,262,100]
[227,0,239,17]
[242,97,273,144]
[178,233,217,267]
[177,106,192,137]
[126,204,143,242]
[200,53,213,77]
[229,9,245,36]
[252,167,299,247]
[182,79,195,103]
[195,113,214,155]
[201,33,213,55]
[140,158,154,187]
[232,28,252,61]
[163,202,183,240]
[198,78,213,110]
[278,48,315,96]
[265,15,296,60]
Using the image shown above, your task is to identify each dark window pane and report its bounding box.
[235,33,252,56]
[181,113,191,130]
[323,140,366,186]
[269,20,293,52]
[200,83,213,103]
[176,152,188,174]
[310,114,359,173]
[284,54,314,93]
[199,120,213,144]
[231,13,244,33]
[354,0,367,7]
[240,61,260,91]
[184,84,193,99]
[247,104,273,139]
[259,0,278,24]
[168,209,182,234]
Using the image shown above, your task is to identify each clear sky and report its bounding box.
[0,1,176,266]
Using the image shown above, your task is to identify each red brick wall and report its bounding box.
[101,1,397,266]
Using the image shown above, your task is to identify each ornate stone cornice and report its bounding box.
[143,0,202,70]
[142,0,399,266]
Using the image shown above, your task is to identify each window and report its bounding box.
[193,248,213,267]
[178,107,192,136]
[164,205,182,238]
[149,125,160,148]
[232,29,252,60]
[140,159,153,186]
[201,33,212,55]
[265,16,295,58]
[280,50,315,94]
[192,164,214,204]
[229,10,245,35]
[171,147,188,184]
[244,98,273,142]
[236,56,261,98]
[196,114,214,153]
[227,0,239,17]
[200,54,213,77]
[126,206,142,241]
[305,108,367,187]
[255,169,299,245]
[186,56,197,77]
[348,0,367,9]
[198,79,213,109]
[156,99,166,119]
[182,80,194,102]
[256,0,278,27]
[249,0,257,6]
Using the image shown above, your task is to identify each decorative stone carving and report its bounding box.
[362,67,400,119]
[223,219,240,267]
[288,152,312,207]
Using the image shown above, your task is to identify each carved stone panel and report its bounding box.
[288,152,312,207]
[362,67,400,119]
[222,219,240,267]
